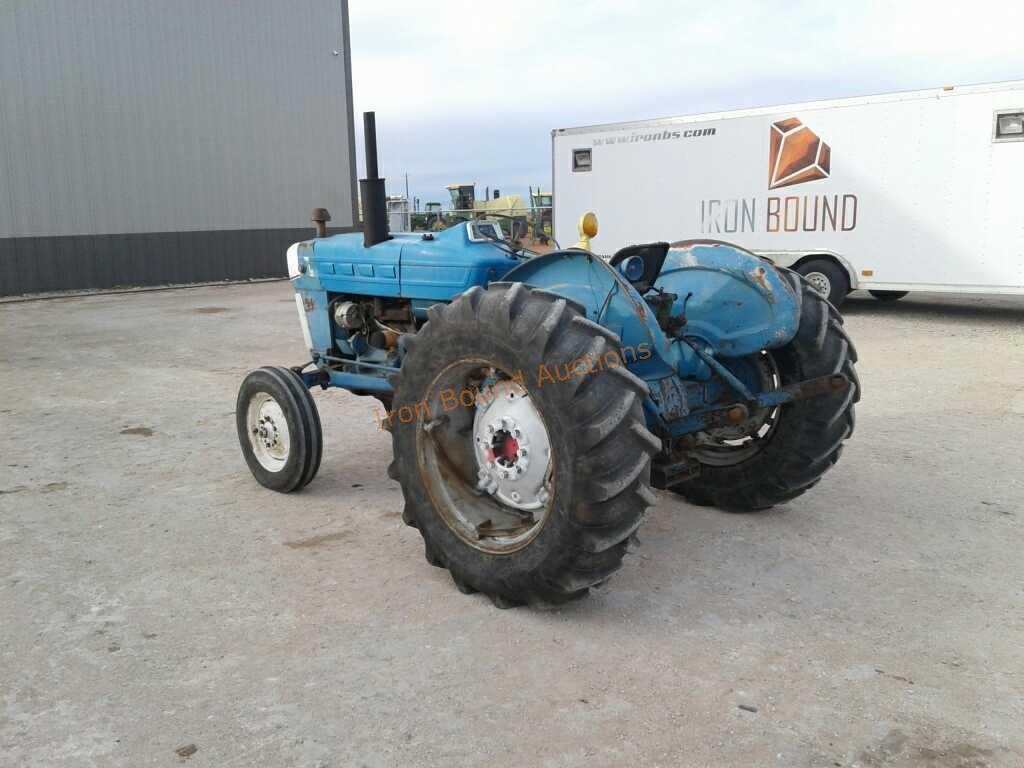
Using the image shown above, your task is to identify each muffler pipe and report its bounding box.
[360,111,389,248]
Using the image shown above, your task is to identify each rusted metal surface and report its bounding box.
[724,404,749,425]
[779,373,850,401]
[660,371,849,440]
[651,376,690,421]
[381,329,401,349]
[311,208,331,238]
[750,265,773,299]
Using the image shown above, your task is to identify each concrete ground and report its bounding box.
[2,282,1022,768]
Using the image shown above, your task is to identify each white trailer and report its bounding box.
[552,81,1024,306]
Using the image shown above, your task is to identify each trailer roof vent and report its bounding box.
[572,148,592,172]
[993,110,1024,143]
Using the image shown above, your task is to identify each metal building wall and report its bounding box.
[0,0,357,295]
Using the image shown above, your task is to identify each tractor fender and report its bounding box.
[654,240,800,357]
[502,250,678,380]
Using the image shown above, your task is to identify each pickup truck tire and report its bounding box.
[388,283,660,607]
[673,273,859,511]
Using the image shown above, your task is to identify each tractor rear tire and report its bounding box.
[236,366,323,493]
[673,272,859,511]
[389,283,660,606]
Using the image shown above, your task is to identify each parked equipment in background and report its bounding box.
[236,112,859,608]
[411,201,445,232]
[445,183,476,213]
[552,80,1024,307]
[445,183,529,239]
[386,196,411,232]
[529,186,553,244]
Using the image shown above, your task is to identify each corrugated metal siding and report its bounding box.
[0,228,357,294]
[0,0,356,295]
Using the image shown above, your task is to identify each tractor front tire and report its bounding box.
[236,366,323,492]
[673,272,859,511]
[389,283,660,606]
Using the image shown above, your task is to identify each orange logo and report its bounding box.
[768,118,831,189]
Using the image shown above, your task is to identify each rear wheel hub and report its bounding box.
[490,430,520,466]
[415,360,556,555]
[688,351,782,466]
[473,382,551,511]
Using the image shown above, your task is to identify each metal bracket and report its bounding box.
[290,362,329,390]
[663,372,851,438]
[649,376,690,421]
[682,339,754,400]
[651,457,701,489]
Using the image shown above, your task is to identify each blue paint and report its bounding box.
[308,226,516,302]
[325,369,394,392]
[654,243,799,357]
[286,223,804,439]
[503,250,685,380]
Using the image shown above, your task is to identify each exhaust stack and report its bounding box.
[359,111,389,248]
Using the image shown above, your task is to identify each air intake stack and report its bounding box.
[359,111,390,248]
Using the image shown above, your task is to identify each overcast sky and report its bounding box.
[348,1,1022,207]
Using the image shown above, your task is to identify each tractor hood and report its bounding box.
[289,222,520,302]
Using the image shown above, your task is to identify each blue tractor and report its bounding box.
[237,113,859,607]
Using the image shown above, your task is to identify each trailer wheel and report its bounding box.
[389,283,659,606]
[869,290,908,302]
[236,366,323,492]
[673,273,859,511]
[795,258,849,308]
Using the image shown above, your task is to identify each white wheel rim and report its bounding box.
[246,393,291,472]
[804,271,831,297]
[417,361,556,555]
[472,381,552,511]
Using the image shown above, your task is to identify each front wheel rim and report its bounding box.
[246,392,291,471]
